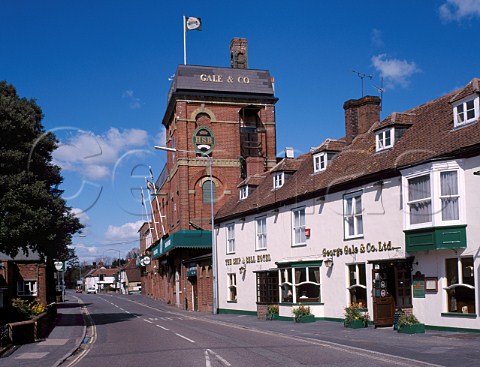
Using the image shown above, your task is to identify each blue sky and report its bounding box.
[2,1,479,263]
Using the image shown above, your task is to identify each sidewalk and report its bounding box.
[0,296,86,367]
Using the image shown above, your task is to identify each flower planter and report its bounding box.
[267,313,279,321]
[345,319,367,329]
[295,314,315,323]
[397,323,425,334]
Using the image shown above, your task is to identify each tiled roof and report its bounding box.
[216,78,480,221]
[311,138,346,154]
[374,112,415,131]
[90,267,118,277]
[449,78,480,104]
[237,174,266,188]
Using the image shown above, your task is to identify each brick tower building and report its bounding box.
[142,38,278,312]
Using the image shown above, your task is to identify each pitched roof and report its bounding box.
[216,78,480,221]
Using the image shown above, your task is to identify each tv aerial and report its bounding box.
[352,70,373,97]
[373,77,385,110]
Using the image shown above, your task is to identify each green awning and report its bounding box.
[151,240,163,260]
[163,230,212,253]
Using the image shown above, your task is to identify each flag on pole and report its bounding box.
[185,16,202,31]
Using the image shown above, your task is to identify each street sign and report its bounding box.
[54,261,65,271]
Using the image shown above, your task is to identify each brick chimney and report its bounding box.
[343,96,381,144]
[230,38,248,69]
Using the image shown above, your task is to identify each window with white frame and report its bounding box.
[344,192,363,238]
[279,265,321,303]
[17,280,37,296]
[227,273,237,302]
[453,96,479,127]
[348,264,367,307]
[376,127,394,152]
[239,185,248,200]
[292,207,306,246]
[273,172,284,189]
[313,152,327,173]
[404,163,463,229]
[445,257,475,314]
[256,216,267,250]
[226,224,235,254]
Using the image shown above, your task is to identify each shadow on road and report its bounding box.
[89,313,141,326]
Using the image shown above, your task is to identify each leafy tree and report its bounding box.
[126,247,139,259]
[0,81,83,258]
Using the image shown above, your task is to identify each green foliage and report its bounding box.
[267,304,279,315]
[292,304,311,321]
[11,298,46,320]
[397,313,420,327]
[0,81,83,258]
[344,304,369,326]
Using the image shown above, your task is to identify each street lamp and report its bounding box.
[154,145,218,314]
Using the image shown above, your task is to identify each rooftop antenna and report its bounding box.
[352,70,373,97]
[373,77,385,110]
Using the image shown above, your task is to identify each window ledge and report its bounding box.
[227,300,237,303]
[441,312,477,319]
[344,235,364,241]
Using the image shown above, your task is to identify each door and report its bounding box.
[372,263,395,327]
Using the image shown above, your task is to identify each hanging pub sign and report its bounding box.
[412,271,425,298]
[193,126,215,155]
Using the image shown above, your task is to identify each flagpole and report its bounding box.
[183,15,187,65]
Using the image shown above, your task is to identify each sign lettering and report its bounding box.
[200,74,250,84]
[322,241,394,258]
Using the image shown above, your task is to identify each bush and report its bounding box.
[344,304,369,326]
[397,313,420,327]
[292,304,311,322]
[11,298,46,320]
[267,305,279,315]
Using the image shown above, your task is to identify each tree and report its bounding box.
[126,247,139,260]
[0,81,83,258]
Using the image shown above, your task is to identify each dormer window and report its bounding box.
[239,185,249,200]
[273,172,284,189]
[376,127,394,152]
[454,96,479,127]
[313,153,327,173]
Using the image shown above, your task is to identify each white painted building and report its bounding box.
[215,79,480,331]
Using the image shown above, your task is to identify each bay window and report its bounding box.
[279,265,321,303]
[445,257,475,314]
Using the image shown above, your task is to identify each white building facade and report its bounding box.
[215,79,480,331]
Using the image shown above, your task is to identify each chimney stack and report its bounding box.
[230,38,248,69]
[343,96,381,144]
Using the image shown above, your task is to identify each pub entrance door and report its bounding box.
[371,260,413,327]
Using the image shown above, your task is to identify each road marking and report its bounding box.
[144,319,153,324]
[205,349,231,366]
[174,333,195,343]
[156,324,169,331]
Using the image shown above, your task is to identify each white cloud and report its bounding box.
[371,54,420,89]
[71,207,90,224]
[53,127,149,180]
[122,90,142,109]
[439,0,480,21]
[104,220,144,241]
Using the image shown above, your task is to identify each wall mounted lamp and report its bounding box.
[324,257,334,268]
[474,171,480,176]
[239,265,246,274]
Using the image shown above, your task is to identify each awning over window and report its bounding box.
[275,255,323,267]
[153,230,212,258]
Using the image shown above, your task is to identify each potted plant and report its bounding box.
[397,313,425,334]
[292,304,315,323]
[344,304,369,328]
[266,305,279,320]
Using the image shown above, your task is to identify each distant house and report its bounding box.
[119,258,142,294]
[0,251,56,310]
[84,267,118,292]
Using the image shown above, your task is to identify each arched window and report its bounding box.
[202,180,216,203]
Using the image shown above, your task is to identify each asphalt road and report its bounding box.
[67,293,444,367]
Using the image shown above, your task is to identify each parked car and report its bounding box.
[87,287,97,294]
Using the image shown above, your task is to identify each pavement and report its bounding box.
[1,293,480,367]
